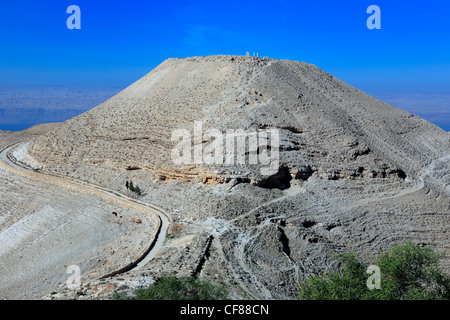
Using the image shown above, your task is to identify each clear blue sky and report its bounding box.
[0,0,449,132]
[0,0,448,91]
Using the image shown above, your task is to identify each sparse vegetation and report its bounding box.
[113,275,228,300]
[297,241,450,300]
[125,180,142,198]
[167,224,186,238]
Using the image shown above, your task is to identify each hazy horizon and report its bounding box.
[1,82,448,133]
[0,1,448,132]
[0,84,121,131]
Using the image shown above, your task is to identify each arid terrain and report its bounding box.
[0,55,449,299]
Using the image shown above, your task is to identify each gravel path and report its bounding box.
[0,142,169,299]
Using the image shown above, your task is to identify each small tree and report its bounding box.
[129,181,134,192]
[125,180,142,198]
[113,275,228,300]
[297,241,450,300]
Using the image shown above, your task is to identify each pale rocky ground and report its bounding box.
[0,139,159,299]
[0,123,61,150]
[1,55,449,300]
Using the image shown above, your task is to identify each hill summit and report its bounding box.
[24,55,449,299]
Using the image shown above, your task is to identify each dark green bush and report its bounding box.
[113,275,228,300]
[297,241,450,300]
[125,180,142,198]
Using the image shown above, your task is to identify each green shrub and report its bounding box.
[113,275,228,300]
[297,241,450,300]
[125,180,142,198]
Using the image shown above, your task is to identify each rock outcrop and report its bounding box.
[15,55,450,299]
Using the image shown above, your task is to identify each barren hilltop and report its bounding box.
[2,55,449,299]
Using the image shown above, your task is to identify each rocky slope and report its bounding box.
[0,151,159,299]
[15,55,450,299]
[0,123,61,150]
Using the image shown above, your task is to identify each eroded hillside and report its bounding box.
[8,55,450,299]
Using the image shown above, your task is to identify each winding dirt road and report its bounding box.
[0,142,171,279]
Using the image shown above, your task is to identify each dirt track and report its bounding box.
[0,143,163,299]
[2,56,449,300]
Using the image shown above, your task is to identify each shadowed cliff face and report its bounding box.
[20,55,449,299]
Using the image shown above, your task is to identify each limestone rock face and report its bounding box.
[25,56,449,299]
[29,55,449,195]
